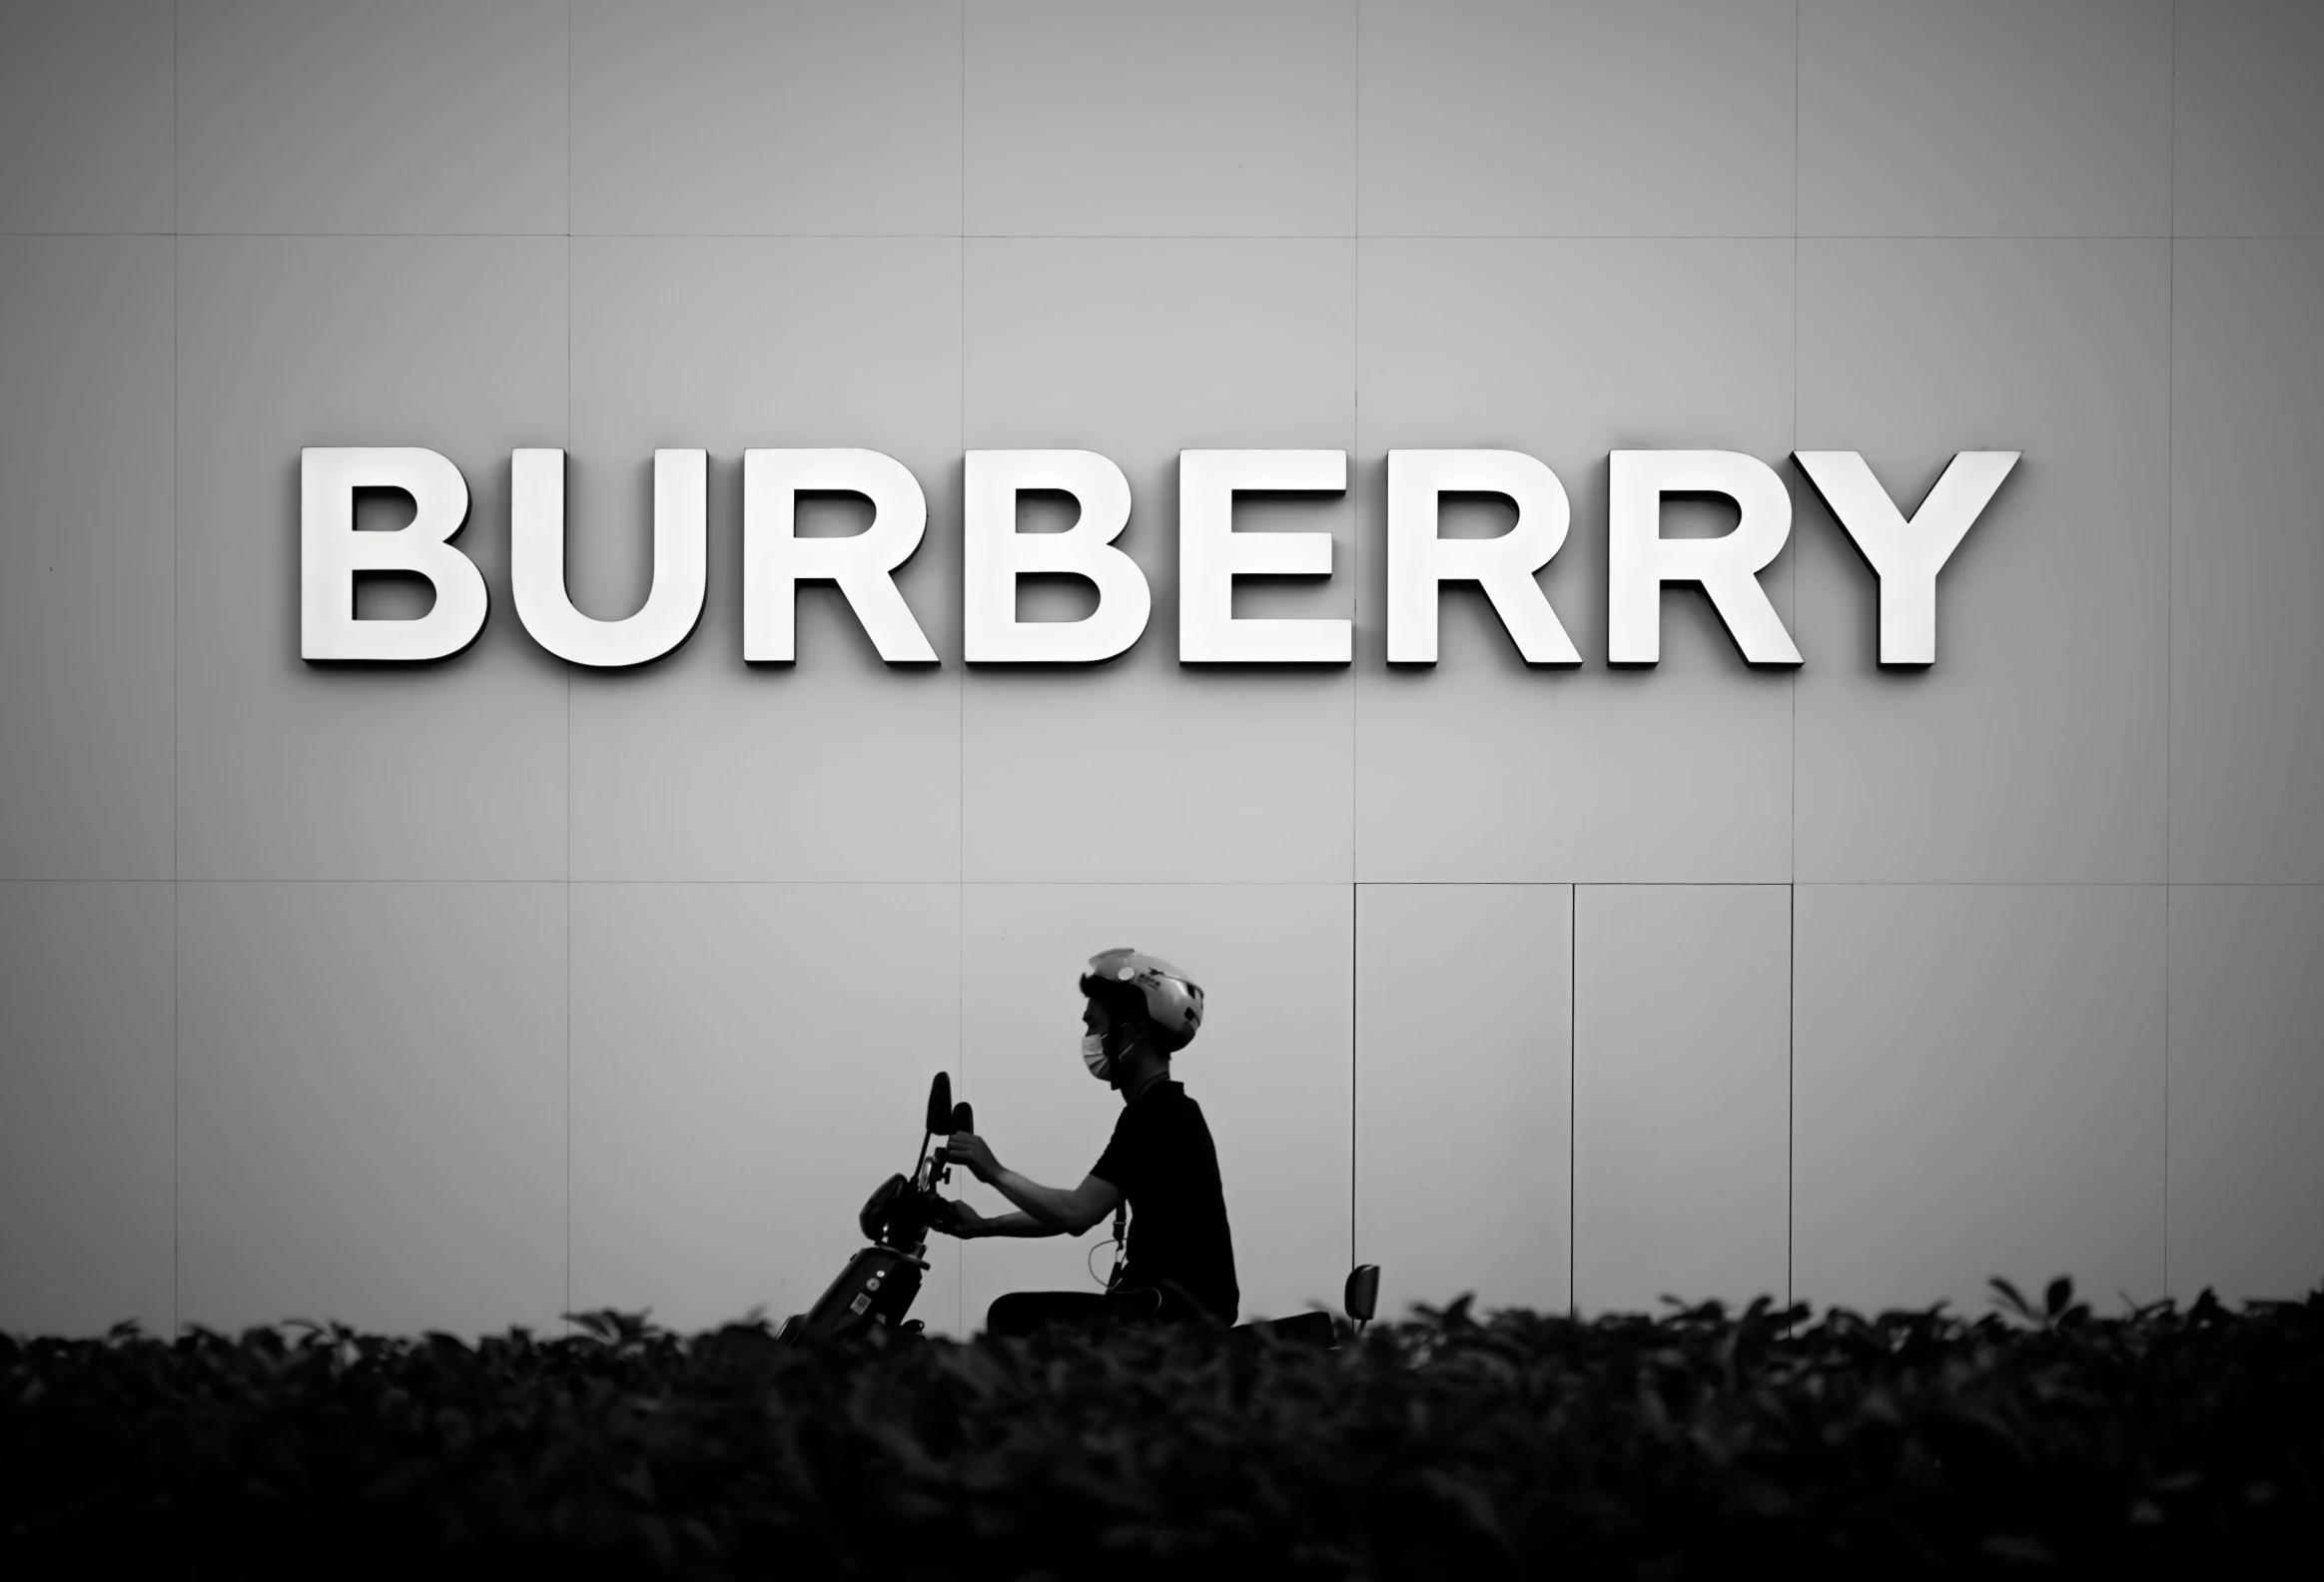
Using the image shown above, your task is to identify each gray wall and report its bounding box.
[2,0,2319,1336]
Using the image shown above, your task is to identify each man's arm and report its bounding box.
[944,1133,1122,1235]
[946,1206,1060,1239]
[988,1169,1121,1235]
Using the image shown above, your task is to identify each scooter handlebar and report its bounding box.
[927,1102,975,1186]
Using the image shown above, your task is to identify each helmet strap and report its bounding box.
[1102,1005,1149,1067]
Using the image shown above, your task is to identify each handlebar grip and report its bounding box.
[951,1101,974,1134]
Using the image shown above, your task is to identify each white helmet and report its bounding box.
[1079,947,1204,1054]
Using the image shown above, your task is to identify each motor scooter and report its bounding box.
[776,1071,1383,1345]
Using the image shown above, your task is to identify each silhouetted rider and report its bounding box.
[937,949,1238,1334]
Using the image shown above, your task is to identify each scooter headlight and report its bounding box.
[858,1174,906,1241]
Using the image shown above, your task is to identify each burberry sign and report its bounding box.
[300,445,2018,669]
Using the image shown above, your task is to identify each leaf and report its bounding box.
[1989,1277,2037,1321]
[1416,1468,1512,1549]
[1979,1534,2055,1566]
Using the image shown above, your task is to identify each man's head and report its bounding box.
[1077,948,1203,1094]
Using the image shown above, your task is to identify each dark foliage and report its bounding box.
[4,1279,2321,1579]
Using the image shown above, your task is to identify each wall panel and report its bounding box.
[1353,238,1795,883]
[1573,885,1789,1312]
[2170,241,2324,882]
[0,884,175,1335]
[565,236,963,882]
[1358,0,1794,237]
[1355,883,1571,1318]
[961,238,1356,884]
[572,0,961,237]
[1795,240,2169,884]
[0,0,173,233]
[178,0,566,235]
[1794,885,2165,1314]
[175,236,569,881]
[1800,0,2170,237]
[2174,0,2324,237]
[177,882,567,1333]
[0,237,174,879]
[2166,886,2324,1300]
[967,0,1354,237]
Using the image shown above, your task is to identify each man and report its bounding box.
[937,948,1239,1335]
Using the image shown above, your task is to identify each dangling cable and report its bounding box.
[1086,1202,1129,1289]
[1103,1201,1128,1290]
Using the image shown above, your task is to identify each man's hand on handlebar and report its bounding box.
[932,1198,986,1238]
[946,1131,1001,1184]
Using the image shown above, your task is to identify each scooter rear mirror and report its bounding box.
[1344,1263,1380,1324]
[924,1072,952,1137]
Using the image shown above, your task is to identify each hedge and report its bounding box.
[4,1278,2320,1579]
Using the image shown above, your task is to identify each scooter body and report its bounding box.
[777,1074,966,1346]
[792,1243,926,1341]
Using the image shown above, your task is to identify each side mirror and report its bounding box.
[1344,1263,1380,1325]
[950,1101,974,1135]
[924,1073,953,1137]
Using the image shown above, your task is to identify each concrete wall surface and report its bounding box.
[3,1,2321,1335]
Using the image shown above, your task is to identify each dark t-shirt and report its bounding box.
[1089,1080,1238,1323]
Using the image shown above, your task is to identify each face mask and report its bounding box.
[1081,1033,1112,1084]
